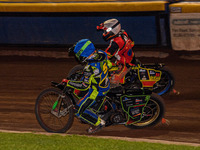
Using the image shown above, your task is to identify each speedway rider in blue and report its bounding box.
[62,39,112,133]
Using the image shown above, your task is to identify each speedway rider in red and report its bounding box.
[97,18,136,86]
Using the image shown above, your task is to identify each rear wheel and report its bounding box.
[153,66,175,95]
[125,93,165,129]
[35,88,74,133]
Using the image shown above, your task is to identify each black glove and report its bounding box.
[63,85,73,94]
[126,63,131,68]
[68,45,75,53]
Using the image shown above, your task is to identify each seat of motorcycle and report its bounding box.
[125,88,152,95]
[109,86,152,95]
[109,86,124,94]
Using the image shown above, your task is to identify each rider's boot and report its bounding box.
[87,118,105,134]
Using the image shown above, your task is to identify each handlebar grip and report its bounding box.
[68,45,75,53]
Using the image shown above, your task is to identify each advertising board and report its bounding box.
[170,13,200,51]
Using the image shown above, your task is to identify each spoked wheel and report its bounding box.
[35,88,74,133]
[125,93,165,129]
[153,66,175,95]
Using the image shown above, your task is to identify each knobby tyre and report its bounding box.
[125,93,165,129]
[153,66,175,95]
[35,88,74,133]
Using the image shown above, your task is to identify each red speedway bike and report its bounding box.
[68,60,175,96]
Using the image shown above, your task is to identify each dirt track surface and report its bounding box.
[0,53,200,145]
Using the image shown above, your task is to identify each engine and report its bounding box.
[110,112,124,124]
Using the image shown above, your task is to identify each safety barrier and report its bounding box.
[0,1,167,12]
[0,0,199,51]
[0,1,169,46]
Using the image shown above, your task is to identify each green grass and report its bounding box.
[0,132,199,150]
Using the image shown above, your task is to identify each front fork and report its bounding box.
[52,94,65,110]
[51,94,72,118]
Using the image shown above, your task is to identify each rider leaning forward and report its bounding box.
[61,19,136,133]
[62,39,112,133]
[97,18,136,86]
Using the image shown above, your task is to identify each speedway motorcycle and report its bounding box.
[35,80,165,133]
[68,60,175,96]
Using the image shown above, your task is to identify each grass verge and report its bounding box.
[0,132,199,150]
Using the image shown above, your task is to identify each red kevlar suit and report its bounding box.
[105,30,135,84]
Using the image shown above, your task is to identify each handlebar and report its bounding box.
[68,45,75,53]
[51,81,65,90]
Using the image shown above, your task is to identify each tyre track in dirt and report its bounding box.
[0,54,199,145]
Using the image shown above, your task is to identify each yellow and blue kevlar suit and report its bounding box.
[67,50,112,126]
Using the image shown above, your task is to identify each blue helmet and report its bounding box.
[74,39,95,63]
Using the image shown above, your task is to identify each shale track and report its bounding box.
[0,50,199,145]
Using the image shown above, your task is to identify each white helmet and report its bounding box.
[97,19,121,41]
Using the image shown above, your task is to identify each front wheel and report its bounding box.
[125,93,165,129]
[67,64,84,80]
[35,88,74,133]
